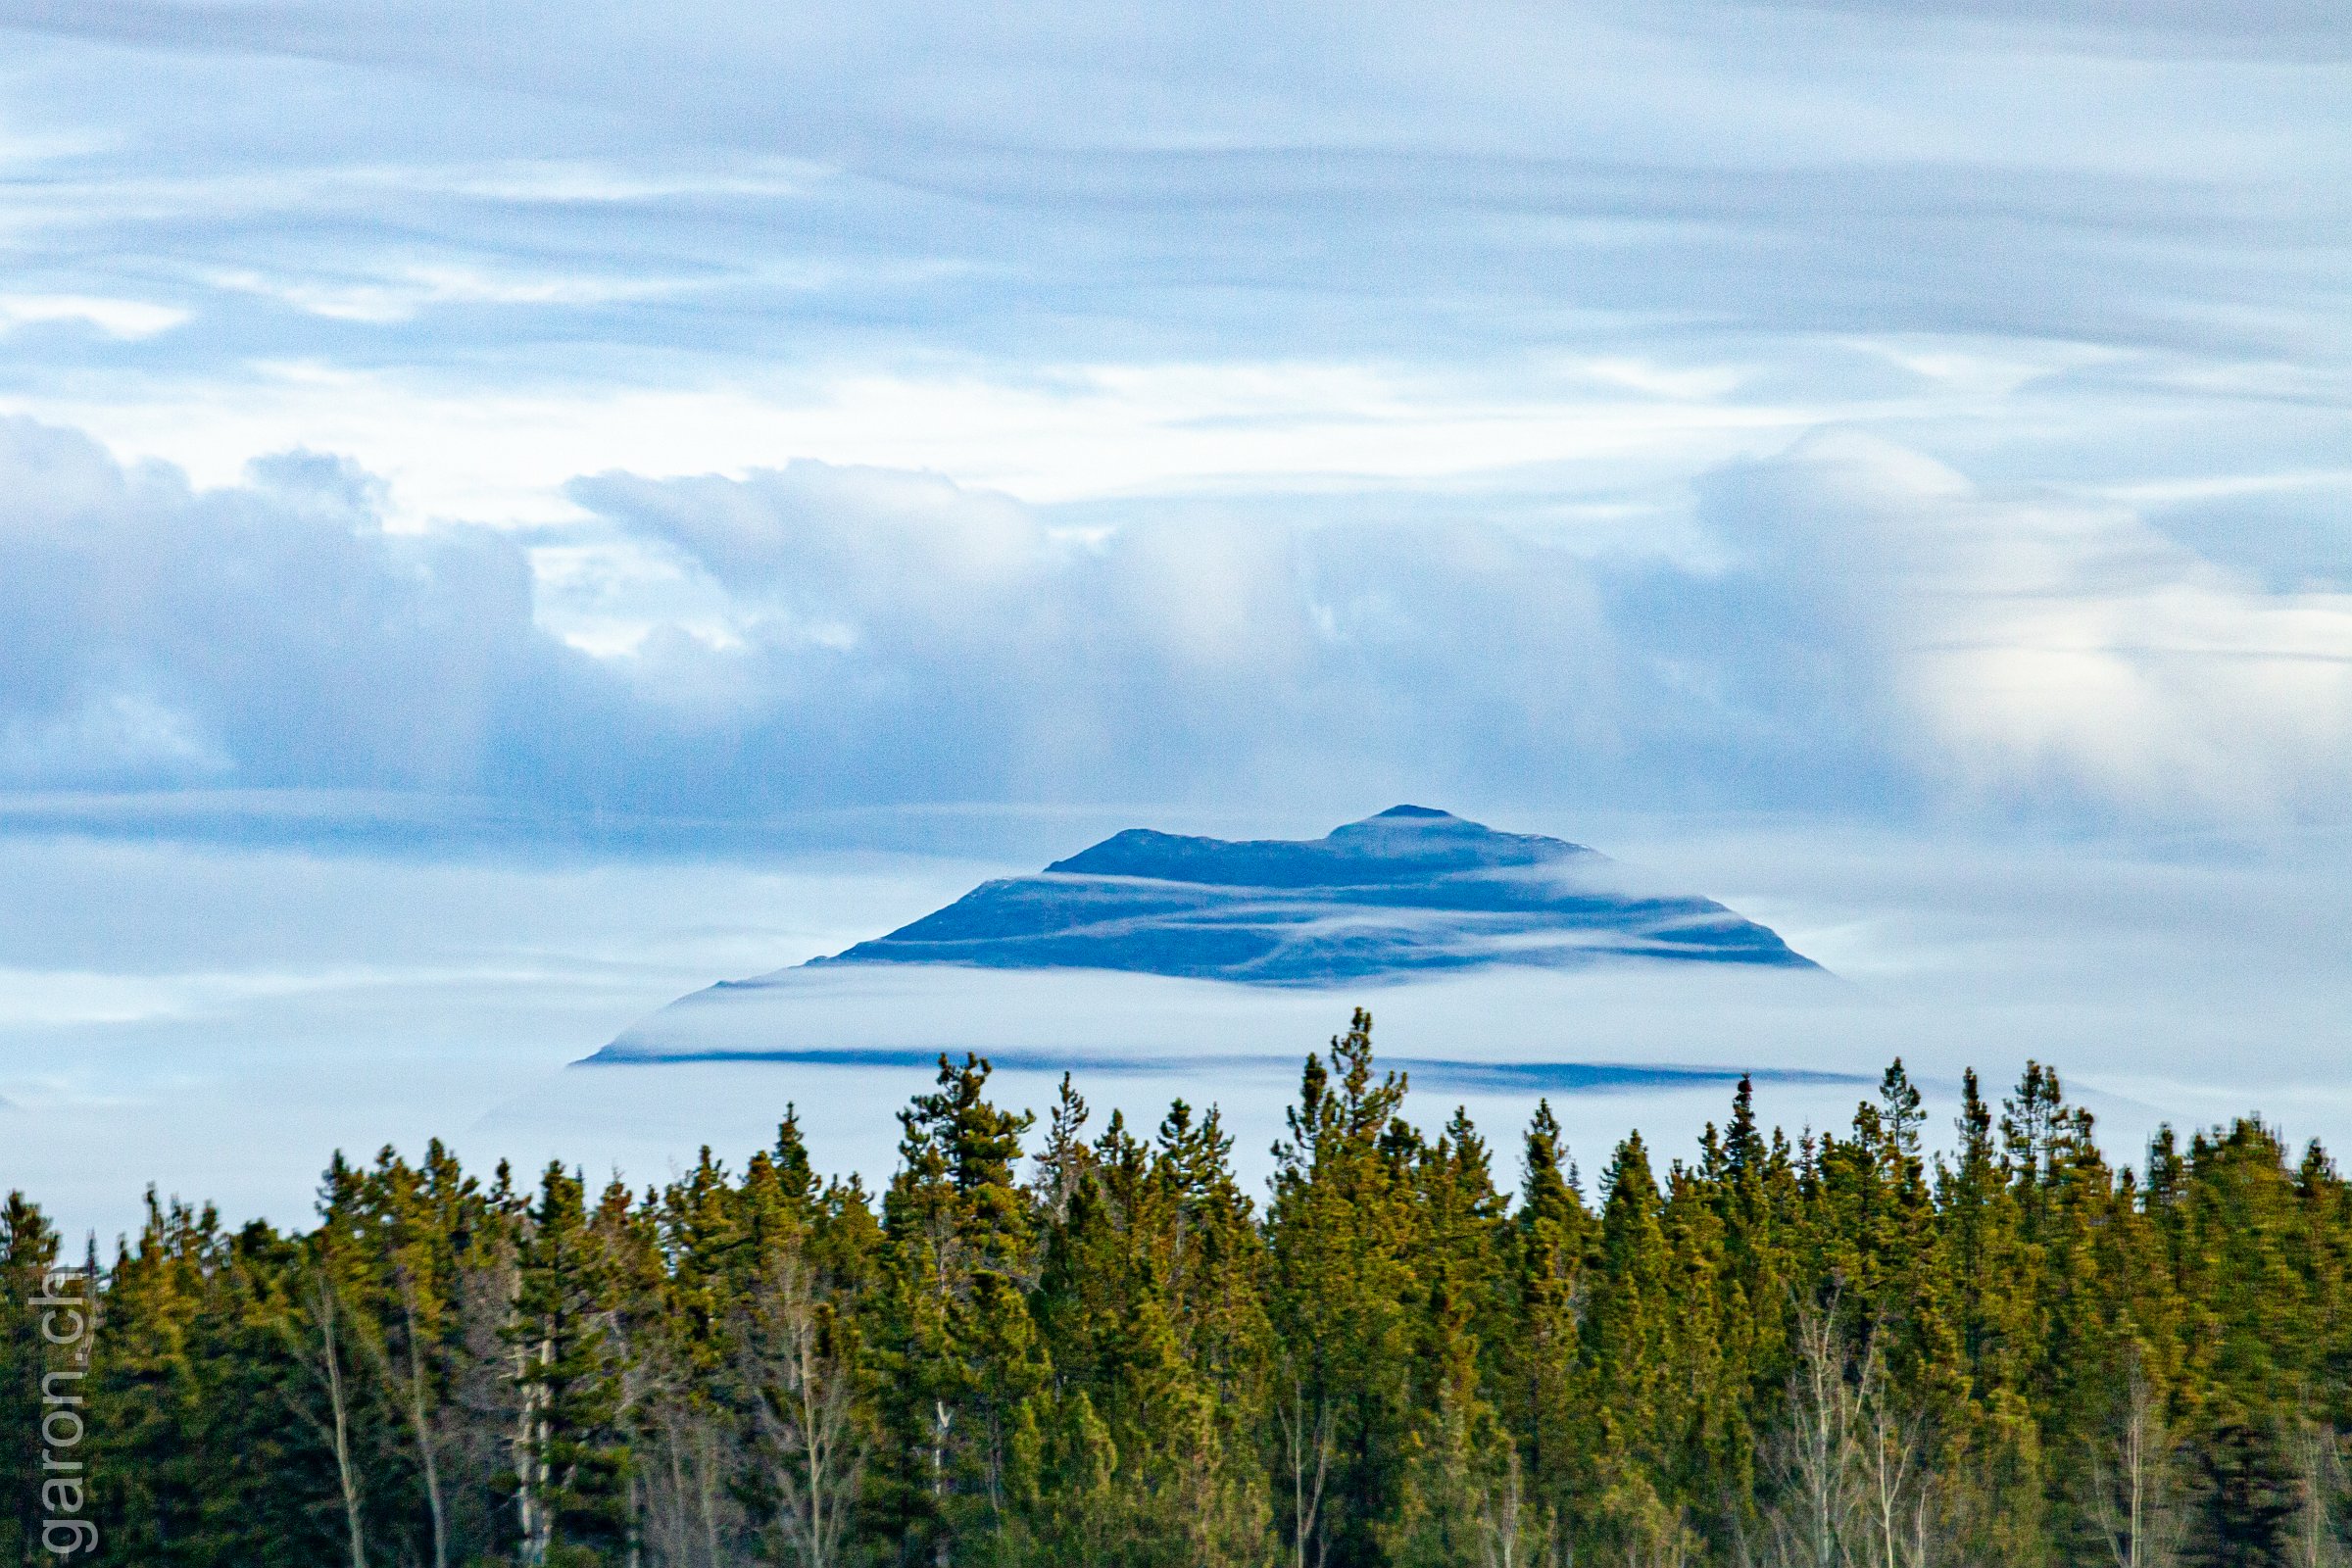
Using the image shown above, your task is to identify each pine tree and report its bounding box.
[738,1110,873,1568]
[869,1054,1044,1567]
[1386,1234,1542,1568]
[1,1192,63,1565]
[281,1160,388,1568]
[1581,1130,1711,1561]
[33,1031,2352,1568]
[1934,1067,2047,1565]
[1503,1100,1592,1549]
[350,1140,484,1568]
[1267,1009,1421,1568]
[512,1163,633,1567]
[1024,1101,1268,1567]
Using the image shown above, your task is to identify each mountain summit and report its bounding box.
[807,807,1815,985]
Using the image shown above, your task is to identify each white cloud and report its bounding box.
[0,0,2344,1249]
[7,815,2345,1243]
[0,293,186,339]
[0,416,585,792]
[1705,433,2352,817]
[3,356,1810,528]
[203,261,707,324]
[1,406,2344,827]
[0,688,231,782]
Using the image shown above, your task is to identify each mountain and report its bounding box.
[805,806,1816,985]
[582,808,1828,1070]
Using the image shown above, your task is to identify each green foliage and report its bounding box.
[1,1192,63,1566]
[31,1015,2352,1567]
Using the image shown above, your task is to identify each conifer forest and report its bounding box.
[6,1010,2349,1568]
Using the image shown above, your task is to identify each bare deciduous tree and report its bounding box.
[634,1398,742,1568]
[1604,1473,1701,1568]
[740,1250,863,1568]
[1481,1448,1546,1568]
[1758,1296,1944,1568]
[515,1329,551,1568]
[2291,1413,2347,1568]
[280,1266,370,1568]
[1277,1375,1335,1568]
[1770,1298,1859,1568]
[349,1262,452,1568]
[2086,1353,2184,1568]
[1853,1342,1936,1568]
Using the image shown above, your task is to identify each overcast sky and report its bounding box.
[1,1,2347,1235]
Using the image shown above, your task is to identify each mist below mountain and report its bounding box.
[594,807,1820,1073]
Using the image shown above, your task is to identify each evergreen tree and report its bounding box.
[1024,1101,1269,1567]
[1504,1100,1592,1549]
[737,1110,874,1568]
[1267,1009,1420,1568]
[29,1016,2352,1568]
[511,1163,633,1566]
[1,1192,63,1566]
[869,1054,1044,1567]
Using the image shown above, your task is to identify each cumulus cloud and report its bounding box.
[1696,434,2352,818]
[2,411,2344,829]
[3,0,2343,639]
[561,439,2352,824]
[0,416,583,790]
[575,457,1626,808]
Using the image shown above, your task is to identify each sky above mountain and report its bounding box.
[0,0,2345,830]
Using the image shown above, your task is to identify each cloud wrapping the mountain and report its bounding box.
[3,410,2343,827]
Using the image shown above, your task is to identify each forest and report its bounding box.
[4,1009,2348,1568]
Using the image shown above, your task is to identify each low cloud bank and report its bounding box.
[1,821,2344,1243]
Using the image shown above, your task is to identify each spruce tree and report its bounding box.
[0,1192,62,1565]
[869,1054,1044,1567]
[1267,1009,1420,1568]
[30,1026,2352,1568]
[1504,1100,1592,1551]
[511,1163,633,1567]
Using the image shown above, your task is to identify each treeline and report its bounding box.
[5,1010,2350,1567]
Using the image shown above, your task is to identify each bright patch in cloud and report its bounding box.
[1707,434,2352,818]
[0,293,186,339]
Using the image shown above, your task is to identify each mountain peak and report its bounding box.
[807,808,1815,986]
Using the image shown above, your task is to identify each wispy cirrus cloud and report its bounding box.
[0,294,186,339]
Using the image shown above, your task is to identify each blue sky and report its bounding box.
[1,1,2348,1235]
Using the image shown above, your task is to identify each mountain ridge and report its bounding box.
[798,806,1816,986]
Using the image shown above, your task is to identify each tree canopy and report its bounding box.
[6,1012,2348,1567]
